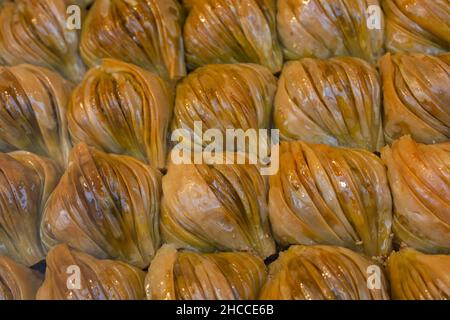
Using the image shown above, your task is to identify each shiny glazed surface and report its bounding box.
[146,244,267,300]
[274,57,383,151]
[259,245,390,300]
[68,58,173,170]
[269,141,392,258]
[381,135,450,253]
[41,143,162,269]
[37,244,146,300]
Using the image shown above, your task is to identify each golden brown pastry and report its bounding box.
[0,64,72,167]
[161,155,276,259]
[0,255,43,300]
[260,245,389,300]
[277,0,384,64]
[145,244,266,300]
[274,57,383,151]
[41,143,162,269]
[380,52,450,144]
[68,59,173,169]
[0,151,60,266]
[183,0,283,73]
[0,0,86,82]
[172,63,276,151]
[387,248,450,300]
[383,0,450,55]
[80,0,186,82]
[269,141,392,258]
[381,136,450,253]
[37,244,146,300]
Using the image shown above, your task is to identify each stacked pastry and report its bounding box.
[0,0,448,301]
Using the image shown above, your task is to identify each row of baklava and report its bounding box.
[0,0,448,83]
[0,51,448,171]
[1,243,448,300]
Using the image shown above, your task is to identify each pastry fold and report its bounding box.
[0,151,60,266]
[161,155,276,259]
[80,0,186,82]
[41,143,162,268]
[183,0,283,73]
[0,64,72,167]
[0,0,86,82]
[37,244,146,300]
[381,52,450,144]
[145,244,266,300]
[383,0,450,55]
[259,245,389,300]
[276,0,384,64]
[274,57,383,151]
[387,248,450,300]
[269,141,392,258]
[381,136,450,253]
[0,255,43,300]
[68,59,173,169]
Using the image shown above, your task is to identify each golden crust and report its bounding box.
[41,143,162,268]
